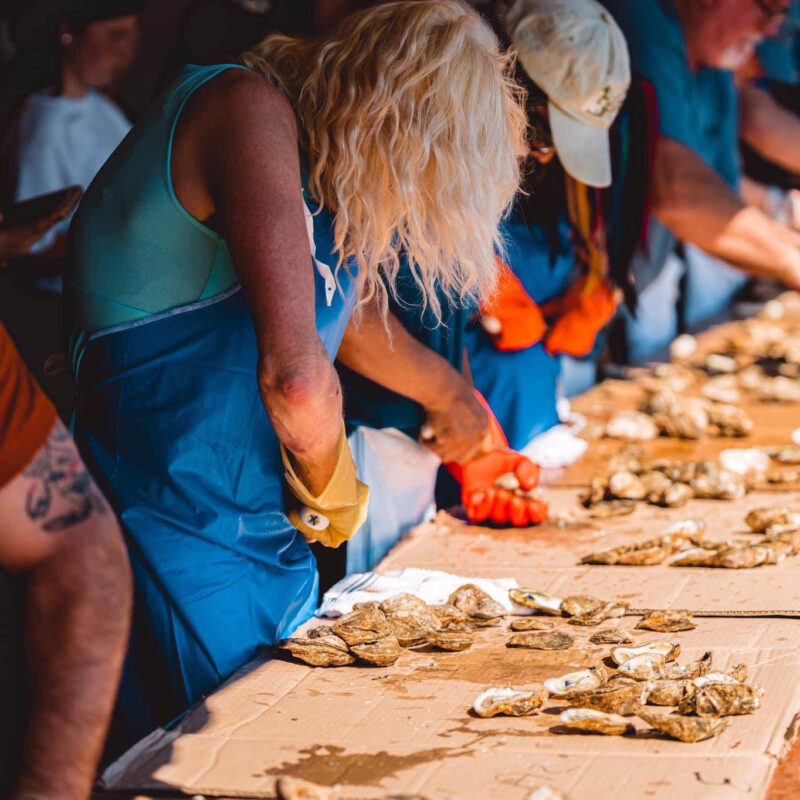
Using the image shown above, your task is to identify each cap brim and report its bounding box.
[548,100,612,188]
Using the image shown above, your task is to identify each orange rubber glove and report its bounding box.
[480,257,547,352]
[543,274,617,357]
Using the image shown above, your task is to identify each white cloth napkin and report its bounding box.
[317,567,525,618]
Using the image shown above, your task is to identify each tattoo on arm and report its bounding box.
[23,422,106,532]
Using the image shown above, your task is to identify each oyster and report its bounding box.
[494,471,521,491]
[567,601,629,627]
[560,708,634,736]
[472,686,548,718]
[567,682,648,715]
[429,604,468,630]
[670,333,697,360]
[588,499,637,518]
[646,679,692,706]
[607,471,646,500]
[508,631,573,650]
[381,593,435,622]
[730,664,749,683]
[332,606,391,646]
[701,375,740,405]
[636,609,696,632]
[745,506,800,533]
[705,354,738,374]
[449,585,506,622]
[652,482,695,508]
[768,468,800,484]
[612,642,679,665]
[544,666,607,697]
[306,625,335,639]
[665,652,713,680]
[561,595,606,618]
[771,445,800,464]
[706,403,754,438]
[690,468,747,500]
[280,635,355,667]
[758,375,800,403]
[349,634,402,666]
[510,618,556,632]
[425,629,474,651]
[617,653,668,681]
[638,710,727,743]
[509,589,564,615]
[679,683,763,717]
[605,410,659,441]
[276,776,336,800]
[589,627,633,645]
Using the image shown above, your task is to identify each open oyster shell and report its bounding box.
[509,589,564,615]
[612,642,679,665]
[560,708,634,736]
[544,666,607,697]
[636,610,696,632]
[638,710,727,742]
[567,682,648,716]
[508,631,574,650]
[473,686,549,718]
[280,635,356,667]
[617,653,668,681]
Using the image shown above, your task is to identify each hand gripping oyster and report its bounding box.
[280,634,356,667]
[448,584,507,623]
[332,606,391,646]
[617,653,668,681]
[544,666,607,697]
[510,618,556,632]
[560,708,634,736]
[425,629,474,651]
[638,710,727,743]
[508,631,574,650]
[636,609,696,632]
[589,627,633,645]
[612,642,679,665]
[678,683,764,717]
[473,686,549,718]
[509,589,564,616]
[567,681,648,716]
[350,634,403,666]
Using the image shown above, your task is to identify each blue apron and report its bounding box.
[466,208,574,451]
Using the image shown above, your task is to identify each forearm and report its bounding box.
[740,84,800,177]
[653,139,800,284]
[14,524,131,800]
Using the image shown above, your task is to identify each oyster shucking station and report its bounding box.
[99,295,800,799]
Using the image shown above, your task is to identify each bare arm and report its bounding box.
[190,71,342,494]
[652,137,800,286]
[337,303,490,463]
[0,420,131,800]
[740,84,800,177]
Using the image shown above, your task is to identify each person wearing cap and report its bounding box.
[601,0,800,363]
[464,0,630,454]
[1,1,140,259]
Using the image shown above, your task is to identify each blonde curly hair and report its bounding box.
[242,0,527,321]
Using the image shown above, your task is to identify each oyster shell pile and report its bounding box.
[473,686,549,718]
[509,589,628,627]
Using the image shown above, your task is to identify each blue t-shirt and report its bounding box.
[757,5,800,85]
[602,0,740,288]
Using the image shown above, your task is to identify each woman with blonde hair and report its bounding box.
[67,0,525,750]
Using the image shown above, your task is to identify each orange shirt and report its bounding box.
[0,323,57,489]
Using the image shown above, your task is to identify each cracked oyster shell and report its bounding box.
[745,506,800,533]
[646,679,693,706]
[276,775,336,800]
[509,589,564,615]
[607,471,646,500]
[510,618,556,632]
[349,634,402,666]
[679,683,763,717]
[544,666,607,697]
[425,629,474,651]
[280,635,356,667]
[561,595,606,618]
[617,653,668,681]
[508,631,573,650]
[332,606,391,646]
[449,585,506,622]
[567,601,629,626]
[429,604,468,630]
[473,686,548,718]
[567,682,648,716]
[560,708,634,736]
[638,710,727,743]
[612,642,679,665]
[605,411,659,441]
[588,499,637,518]
[665,652,713,680]
[590,627,633,645]
[636,609,696,632]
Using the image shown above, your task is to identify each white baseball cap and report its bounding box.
[503,0,631,187]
